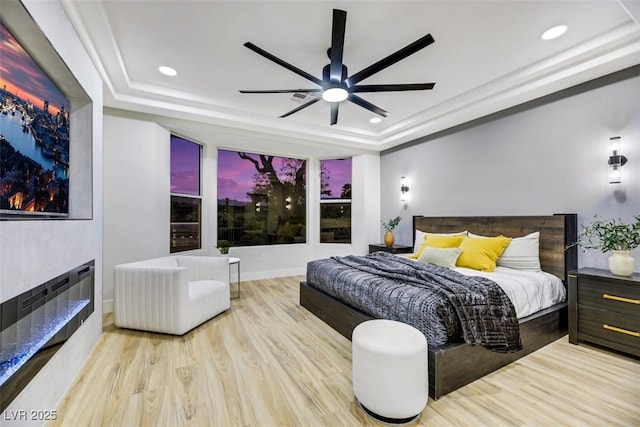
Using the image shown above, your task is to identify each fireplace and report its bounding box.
[0,261,94,411]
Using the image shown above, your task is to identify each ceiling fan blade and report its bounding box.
[244,42,323,86]
[348,94,389,117]
[279,97,320,118]
[345,34,435,87]
[330,102,339,125]
[351,83,435,93]
[240,89,322,94]
[329,9,347,84]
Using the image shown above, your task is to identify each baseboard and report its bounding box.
[241,266,306,281]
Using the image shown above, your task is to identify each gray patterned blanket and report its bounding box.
[306,251,522,352]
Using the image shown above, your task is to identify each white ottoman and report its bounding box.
[352,319,428,424]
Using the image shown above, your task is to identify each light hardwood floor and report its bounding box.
[53,276,639,426]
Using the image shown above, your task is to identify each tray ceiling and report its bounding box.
[61,0,640,151]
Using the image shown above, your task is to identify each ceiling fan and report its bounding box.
[239,9,436,126]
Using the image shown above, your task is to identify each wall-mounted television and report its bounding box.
[0,22,70,216]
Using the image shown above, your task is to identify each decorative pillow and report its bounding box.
[497,231,541,271]
[417,247,463,268]
[456,236,512,272]
[412,230,467,254]
[410,234,466,260]
[468,231,542,271]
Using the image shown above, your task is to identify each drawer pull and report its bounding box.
[603,324,640,338]
[602,294,640,305]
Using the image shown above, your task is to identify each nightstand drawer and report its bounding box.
[569,268,640,356]
[578,278,640,316]
[578,306,639,350]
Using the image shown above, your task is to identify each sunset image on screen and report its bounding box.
[0,23,70,215]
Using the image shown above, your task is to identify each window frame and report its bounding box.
[170,135,203,253]
[217,148,307,247]
[319,157,352,244]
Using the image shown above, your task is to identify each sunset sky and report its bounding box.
[217,149,294,202]
[320,158,352,199]
[218,150,351,202]
[0,23,68,115]
[170,141,352,202]
[170,135,201,195]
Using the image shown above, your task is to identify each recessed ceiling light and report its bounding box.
[158,66,177,76]
[541,25,567,41]
[369,117,382,124]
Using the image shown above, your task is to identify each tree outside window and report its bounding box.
[217,149,306,246]
[320,158,352,243]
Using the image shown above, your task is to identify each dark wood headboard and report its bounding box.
[413,214,577,283]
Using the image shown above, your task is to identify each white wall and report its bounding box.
[0,0,103,423]
[102,116,170,310]
[381,68,640,272]
[102,113,380,311]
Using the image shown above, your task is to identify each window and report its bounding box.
[217,149,306,246]
[170,135,202,253]
[320,158,352,243]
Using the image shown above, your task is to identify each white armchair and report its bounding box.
[114,255,230,335]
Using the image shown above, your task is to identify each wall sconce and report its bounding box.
[400,176,410,202]
[255,202,260,212]
[285,197,291,210]
[608,136,627,184]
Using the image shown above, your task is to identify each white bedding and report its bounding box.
[453,266,566,319]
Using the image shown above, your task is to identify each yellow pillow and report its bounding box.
[409,235,465,259]
[456,236,512,272]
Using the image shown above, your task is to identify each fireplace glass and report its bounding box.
[0,260,94,411]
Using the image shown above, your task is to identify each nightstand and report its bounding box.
[568,268,639,357]
[368,244,413,255]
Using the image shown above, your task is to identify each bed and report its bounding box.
[300,214,577,399]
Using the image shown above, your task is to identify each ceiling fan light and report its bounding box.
[322,87,349,103]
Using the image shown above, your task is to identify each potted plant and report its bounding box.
[570,215,640,276]
[381,216,401,248]
[217,240,231,256]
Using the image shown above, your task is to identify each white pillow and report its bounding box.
[417,247,463,269]
[496,231,541,272]
[413,230,468,253]
[468,232,489,238]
